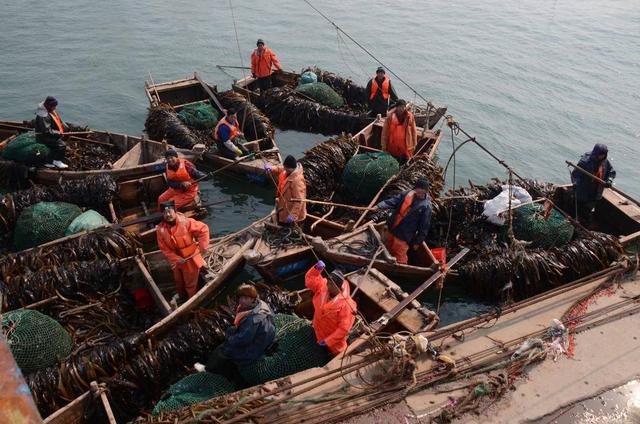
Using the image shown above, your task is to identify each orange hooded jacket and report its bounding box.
[304,267,357,355]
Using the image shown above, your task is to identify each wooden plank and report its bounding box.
[135,256,172,316]
[112,142,142,169]
[43,391,91,424]
[621,230,640,246]
[194,72,225,113]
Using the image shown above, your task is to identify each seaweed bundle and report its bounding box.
[218,90,274,142]
[145,104,201,149]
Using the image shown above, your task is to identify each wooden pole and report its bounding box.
[291,198,377,212]
[566,160,640,207]
[194,72,226,113]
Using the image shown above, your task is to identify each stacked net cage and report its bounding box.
[511,203,575,248]
[176,103,220,130]
[13,201,82,250]
[1,132,50,165]
[152,372,235,415]
[294,82,345,108]
[2,309,73,374]
[341,152,399,204]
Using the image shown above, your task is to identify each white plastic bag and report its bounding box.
[482,185,532,225]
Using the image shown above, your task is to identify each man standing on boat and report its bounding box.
[251,38,283,92]
[194,284,276,382]
[375,177,432,265]
[264,155,307,226]
[213,107,251,160]
[571,143,616,226]
[156,200,210,302]
[157,149,206,210]
[305,262,357,355]
[381,99,417,163]
[34,96,70,169]
[366,67,398,117]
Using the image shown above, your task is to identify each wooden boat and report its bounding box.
[144,73,282,179]
[0,120,203,185]
[232,69,447,131]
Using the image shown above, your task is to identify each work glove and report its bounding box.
[264,164,273,173]
[605,179,613,188]
[314,260,326,271]
[285,215,295,224]
[194,362,206,373]
[234,147,244,156]
[252,73,256,78]
[180,181,192,190]
[318,340,327,347]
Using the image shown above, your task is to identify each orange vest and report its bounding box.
[166,159,192,182]
[387,113,411,158]
[392,191,415,229]
[369,76,390,101]
[214,116,239,142]
[157,214,200,259]
[51,110,65,134]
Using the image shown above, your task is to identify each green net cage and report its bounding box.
[177,103,220,130]
[13,201,82,250]
[342,152,399,204]
[512,203,575,248]
[239,314,331,387]
[1,132,51,165]
[294,82,345,108]
[64,209,110,236]
[2,309,73,374]
[152,372,235,415]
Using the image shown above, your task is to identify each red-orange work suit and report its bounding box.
[157,159,200,210]
[157,213,210,299]
[381,110,417,161]
[304,267,357,355]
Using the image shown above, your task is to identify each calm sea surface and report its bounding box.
[1,0,638,323]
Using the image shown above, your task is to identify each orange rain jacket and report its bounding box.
[251,46,282,78]
[381,110,417,160]
[272,164,307,223]
[304,267,357,355]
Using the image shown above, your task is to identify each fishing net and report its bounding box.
[152,372,235,415]
[239,314,331,386]
[145,104,200,149]
[1,132,50,165]
[512,203,575,248]
[2,309,73,374]
[342,152,399,204]
[13,202,82,250]
[299,71,318,85]
[294,82,345,109]
[177,104,220,130]
[64,210,110,235]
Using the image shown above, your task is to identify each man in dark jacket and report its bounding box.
[194,284,275,382]
[34,96,69,169]
[571,143,616,226]
[375,177,432,264]
[365,67,399,117]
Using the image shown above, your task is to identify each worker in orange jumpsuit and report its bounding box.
[157,149,207,210]
[375,177,432,265]
[156,200,210,302]
[304,261,357,355]
[251,38,283,92]
[380,99,417,163]
[365,67,399,117]
[264,155,307,225]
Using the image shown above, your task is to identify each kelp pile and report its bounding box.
[299,135,359,212]
[218,90,274,142]
[64,141,121,170]
[145,104,201,149]
[305,66,368,110]
[26,284,297,419]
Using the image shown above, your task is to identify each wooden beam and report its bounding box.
[194,72,226,113]
[135,256,172,316]
[90,382,117,424]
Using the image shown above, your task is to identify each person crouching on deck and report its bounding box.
[194,284,276,382]
[157,149,206,210]
[213,107,250,160]
[381,99,417,163]
[305,261,357,355]
[264,155,307,226]
[375,177,432,265]
[156,200,210,303]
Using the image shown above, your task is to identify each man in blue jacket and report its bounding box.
[194,284,275,382]
[375,177,432,264]
[571,143,616,226]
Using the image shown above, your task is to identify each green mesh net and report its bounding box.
[152,372,235,415]
[64,210,110,236]
[512,203,575,248]
[2,309,72,374]
[239,314,331,387]
[294,82,345,108]
[1,132,50,165]
[177,103,220,130]
[13,201,82,250]
[299,71,318,85]
[342,152,399,204]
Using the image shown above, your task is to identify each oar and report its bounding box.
[566,160,640,207]
[116,198,231,230]
[292,198,378,212]
[217,65,251,70]
[193,153,259,183]
[62,131,94,137]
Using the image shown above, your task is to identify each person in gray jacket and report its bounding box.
[34,96,69,169]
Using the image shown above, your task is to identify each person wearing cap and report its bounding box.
[251,38,283,91]
[571,143,616,226]
[381,99,417,163]
[213,107,251,160]
[365,67,398,117]
[375,177,432,264]
[34,96,70,169]
[194,283,276,380]
[157,149,207,210]
[156,199,210,302]
[305,261,357,355]
[264,155,307,225]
